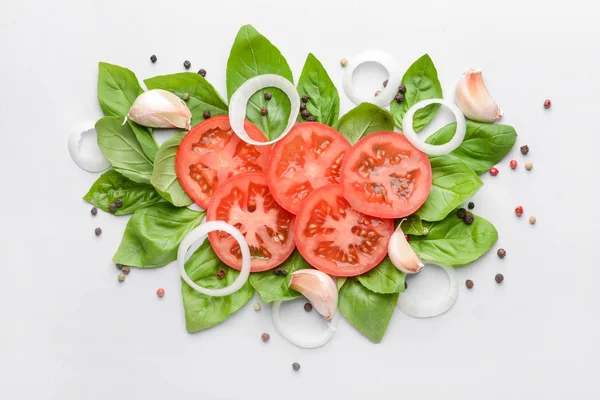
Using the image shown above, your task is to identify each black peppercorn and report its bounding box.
[122,266,130,275]
[301,94,309,103]
[457,208,467,219]
[301,110,310,120]
[292,362,301,371]
[115,199,123,208]
[95,227,102,236]
[264,92,272,101]
[383,79,389,87]
[307,116,316,122]
[91,207,98,216]
[398,84,407,94]
[466,279,474,289]
[300,103,307,111]
[273,267,287,276]
[404,281,408,290]
[183,60,191,69]
[467,202,475,210]
[261,333,270,342]
[109,203,117,213]
[116,264,124,270]
[495,273,504,283]
[395,93,404,103]
[260,107,268,116]
[497,248,506,259]
[217,270,225,280]
[150,55,157,63]
[520,145,529,155]
[464,214,475,225]
[203,110,211,119]
[198,68,206,77]
[304,303,313,312]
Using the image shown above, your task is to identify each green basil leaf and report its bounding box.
[338,279,399,343]
[83,170,162,215]
[390,54,442,132]
[144,72,228,126]
[249,250,312,303]
[297,53,340,126]
[333,103,394,144]
[226,25,293,140]
[151,133,192,207]
[128,121,158,162]
[97,62,143,117]
[336,277,347,292]
[396,214,424,236]
[409,211,498,265]
[357,257,405,294]
[95,116,154,184]
[425,121,518,175]
[182,240,254,333]
[416,155,483,221]
[113,203,204,268]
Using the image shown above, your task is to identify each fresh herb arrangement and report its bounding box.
[77,24,519,345]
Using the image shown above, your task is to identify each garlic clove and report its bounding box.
[289,270,338,320]
[127,89,192,130]
[388,223,424,274]
[455,68,503,123]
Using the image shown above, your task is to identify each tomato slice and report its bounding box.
[294,184,393,277]
[206,172,295,272]
[266,122,351,214]
[340,132,432,219]
[176,116,271,209]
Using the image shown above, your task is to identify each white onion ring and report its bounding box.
[397,263,458,318]
[67,122,111,172]
[177,221,251,297]
[342,50,403,107]
[272,301,340,349]
[229,74,300,146]
[402,98,467,156]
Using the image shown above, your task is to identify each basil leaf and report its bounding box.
[97,62,143,117]
[397,214,424,236]
[425,121,518,175]
[338,279,399,343]
[249,250,312,303]
[151,133,192,207]
[336,277,347,292]
[297,53,340,126]
[144,72,228,126]
[113,203,204,268]
[83,170,162,215]
[182,240,254,333]
[128,121,158,162]
[409,212,498,265]
[226,24,293,140]
[333,103,394,144]
[357,257,405,294]
[390,54,442,132]
[96,116,154,184]
[416,155,483,222]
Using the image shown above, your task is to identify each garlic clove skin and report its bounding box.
[388,224,424,274]
[289,270,338,320]
[127,89,192,130]
[455,68,503,123]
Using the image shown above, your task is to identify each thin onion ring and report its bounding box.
[272,300,340,349]
[67,123,111,172]
[397,263,458,318]
[402,98,467,156]
[342,50,403,107]
[229,74,300,146]
[177,221,251,297]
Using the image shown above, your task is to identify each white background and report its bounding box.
[1,1,600,399]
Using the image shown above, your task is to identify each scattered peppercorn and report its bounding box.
[383,79,389,88]
[115,199,123,208]
[465,279,474,289]
[253,303,261,311]
[261,333,270,342]
[108,203,118,213]
[198,68,206,77]
[544,99,552,109]
[122,266,130,275]
[183,60,191,69]
[510,160,517,169]
[464,213,475,225]
[398,84,407,94]
[203,110,211,119]
[304,303,313,312]
[292,362,301,371]
[529,216,537,225]
[375,90,382,97]
[182,93,190,101]
[422,227,429,235]
[157,288,165,297]
[273,267,287,276]
[116,264,124,270]
[264,91,272,101]
[95,227,102,236]
[340,58,348,67]
[118,273,125,282]
[260,107,268,116]
[300,103,307,111]
[150,55,157,63]
[395,93,404,103]
[497,248,506,259]
[301,94,309,103]
[467,202,475,210]
[489,167,499,176]
[495,273,504,284]
[515,206,524,217]
[525,162,533,170]
[307,116,317,122]
[457,208,467,219]
[217,270,225,280]
[520,145,529,155]
[301,109,310,120]
[91,207,98,216]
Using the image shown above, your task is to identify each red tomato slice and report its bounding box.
[294,184,393,277]
[176,116,271,209]
[266,122,351,215]
[206,172,295,272]
[340,132,432,219]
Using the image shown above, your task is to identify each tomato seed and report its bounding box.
[183,60,191,69]
[203,110,211,119]
[510,160,517,169]
[292,362,301,371]
[497,248,506,258]
[467,202,475,210]
[264,92,272,101]
[91,207,98,216]
[95,227,102,236]
[122,266,130,275]
[261,333,270,342]
[544,99,552,109]
[304,303,313,312]
[466,279,474,289]
[156,288,165,297]
[495,273,504,283]
[150,55,157,63]
[489,167,499,176]
[198,68,206,77]
[515,206,524,217]
[520,145,529,155]
[216,270,225,280]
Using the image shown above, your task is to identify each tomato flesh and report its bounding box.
[294,184,393,277]
[176,116,271,209]
[266,122,351,214]
[206,172,295,272]
[340,132,432,218]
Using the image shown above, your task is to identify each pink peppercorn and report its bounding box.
[157,288,165,297]
[544,99,552,109]
[515,206,524,217]
[510,160,517,169]
[489,167,499,176]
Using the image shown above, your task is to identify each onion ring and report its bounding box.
[342,50,403,107]
[229,74,300,146]
[177,221,251,297]
[402,98,467,156]
[67,122,111,172]
[397,263,458,318]
[272,300,340,349]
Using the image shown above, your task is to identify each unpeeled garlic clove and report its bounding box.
[455,68,503,123]
[388,223,424,274]
[289,270,338,320]
[127,89,192,130]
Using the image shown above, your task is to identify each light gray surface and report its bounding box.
[1,1,599,399]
